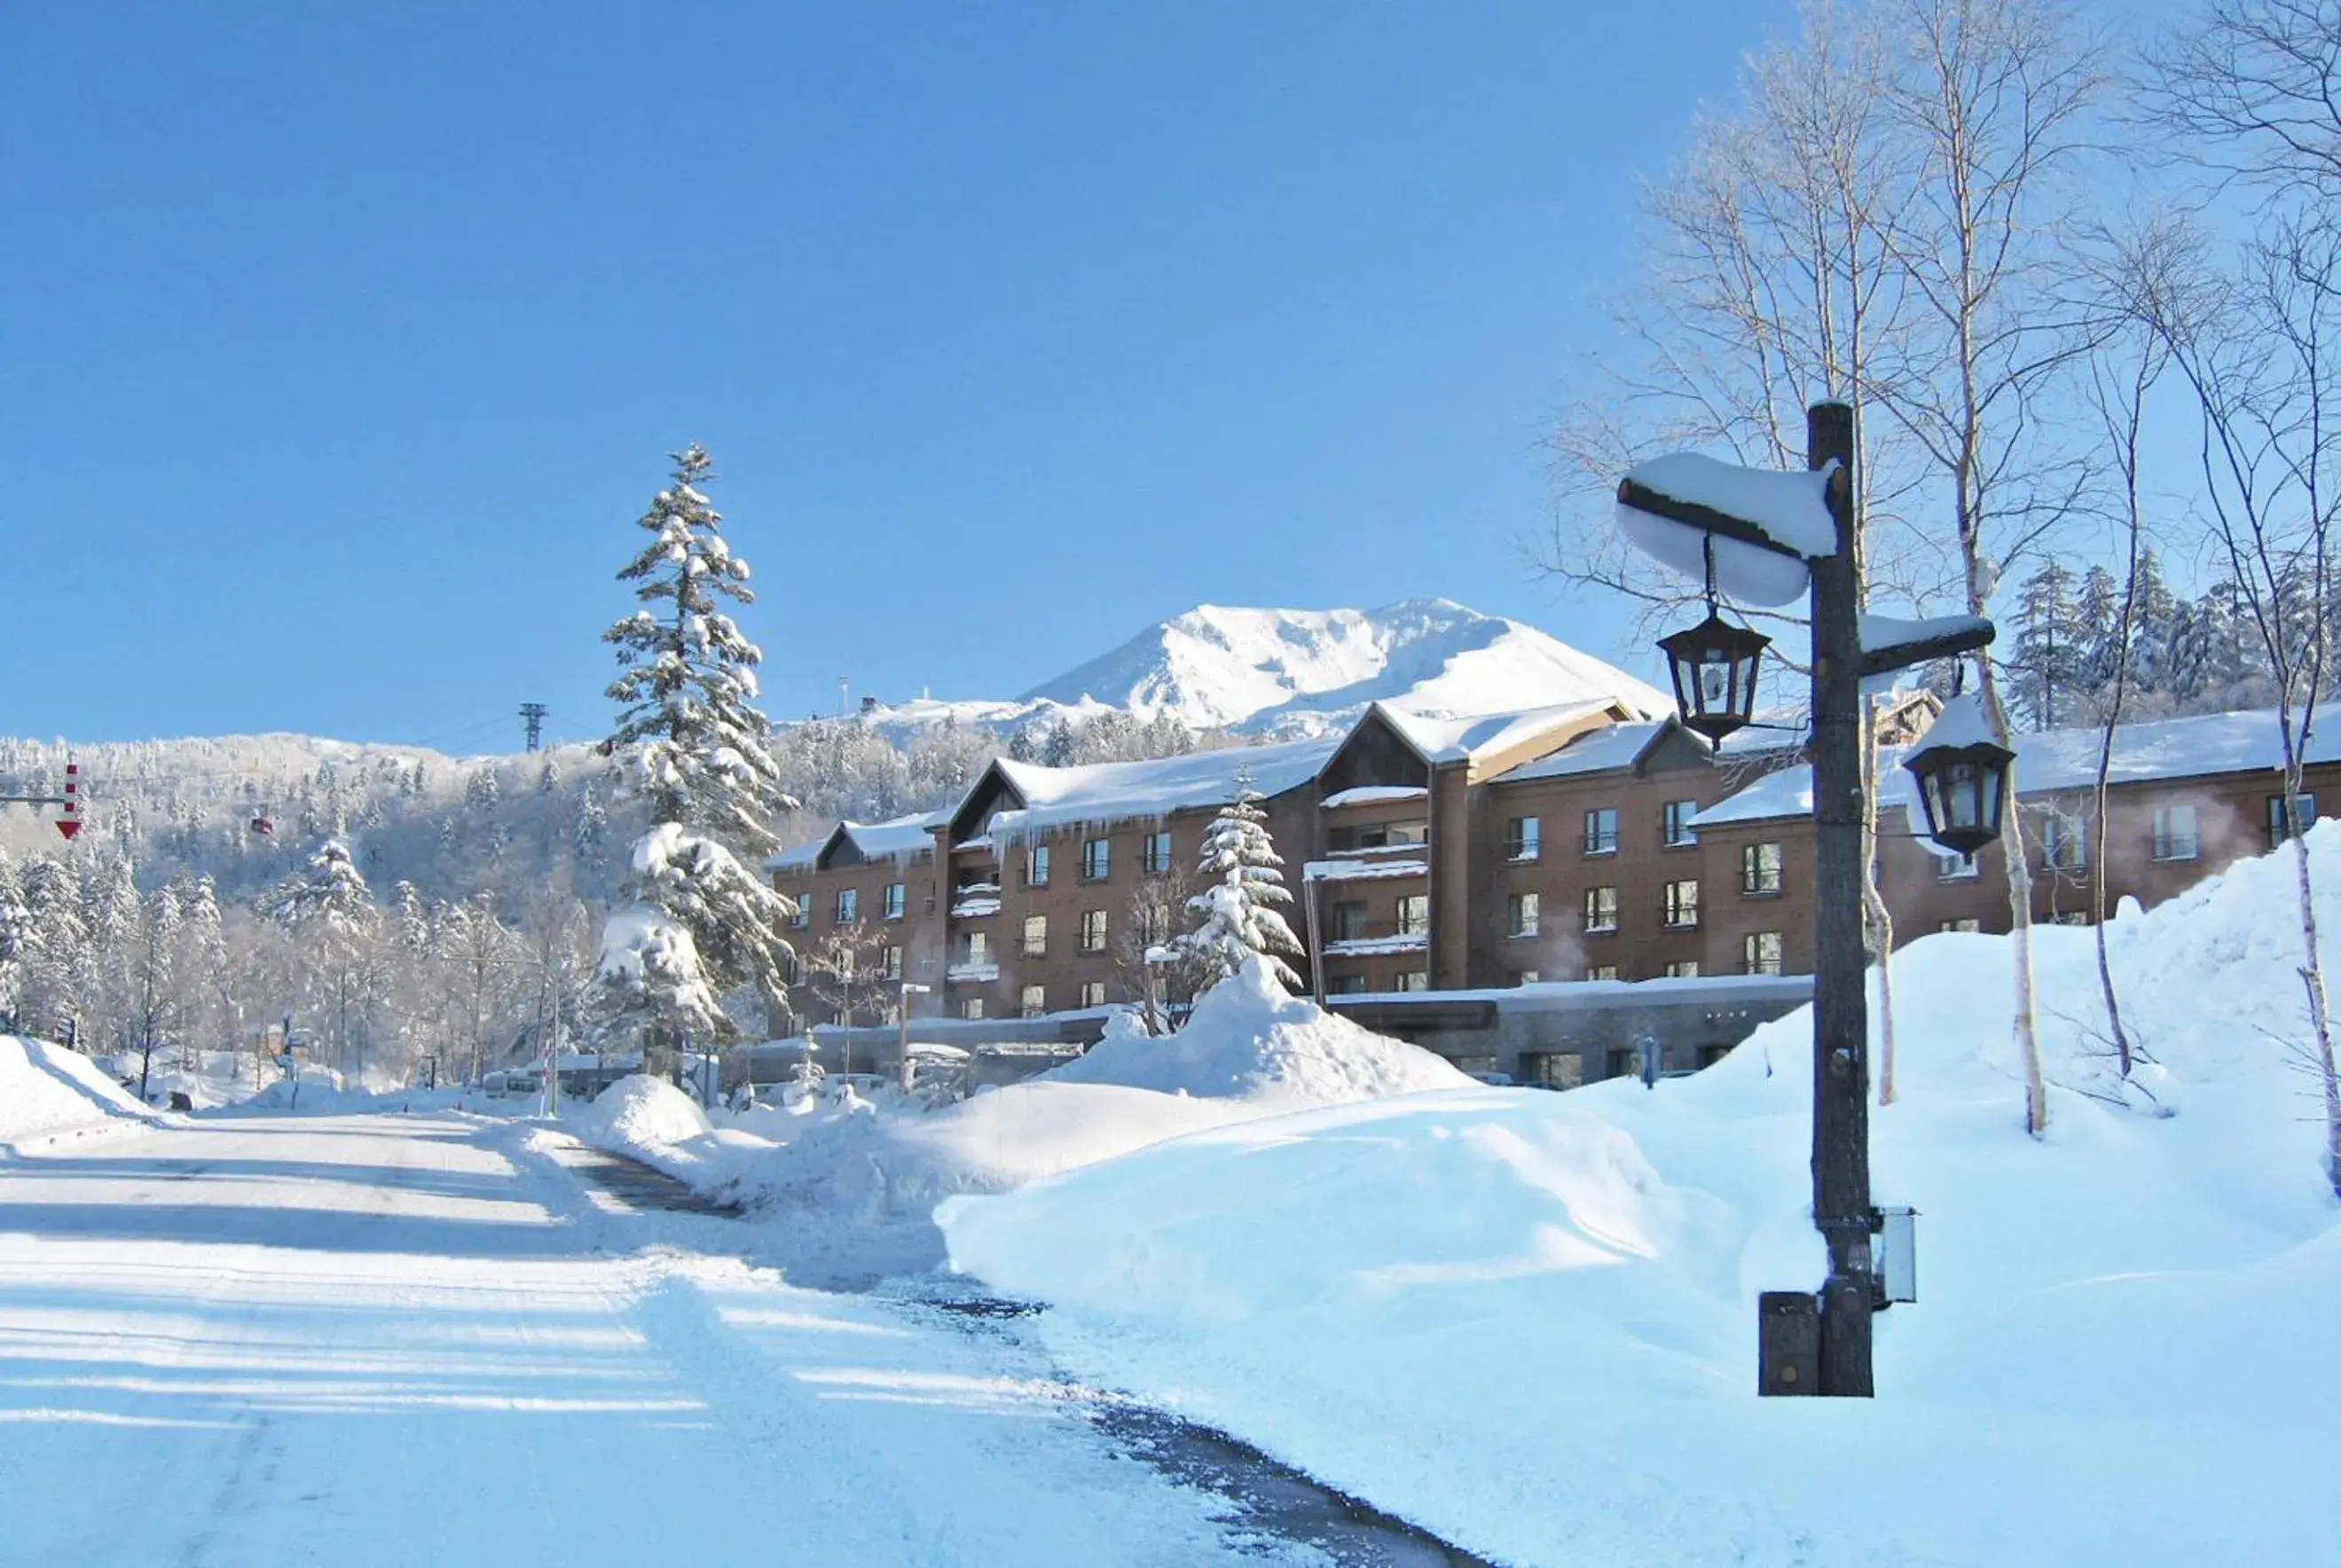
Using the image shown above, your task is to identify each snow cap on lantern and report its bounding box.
[1901,692,2015,857]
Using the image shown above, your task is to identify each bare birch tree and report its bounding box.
[2075,238,2176,1078]
[2133,216,2341,1191]
[2144,0,2341,1194]
[1546,0,1938,634]
[1873,0,2102,1135]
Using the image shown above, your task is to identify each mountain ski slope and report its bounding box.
[1017,599,1666,737]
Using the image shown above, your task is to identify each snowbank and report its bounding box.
[939,828,2341,1568]
[560,976,1468,1285]
[570,1074,719,1180]
[1047,960,1473,1102]
[0,1035,168,1151]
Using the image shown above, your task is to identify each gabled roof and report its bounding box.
[1368,697,1638,780]
[973,737,1339,843]
[764,812,938,874]
[1689,706,2341,830]
[1487,719,1684,784]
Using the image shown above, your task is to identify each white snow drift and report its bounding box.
[0,1034,167,1150]
[940,827,2341,1568]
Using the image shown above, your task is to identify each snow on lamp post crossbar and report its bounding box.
[1614,402,1997,1401]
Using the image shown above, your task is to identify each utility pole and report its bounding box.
[519,703,548,753]
[1616,401,1998,1398]
[1804,403,1875,1397]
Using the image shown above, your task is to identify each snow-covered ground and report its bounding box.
[0,1033,169,1153]
[0,1110,1353,1565]
[20,828,2337,1564]
[938,828,2341,1567]
[565,964,1475,1284]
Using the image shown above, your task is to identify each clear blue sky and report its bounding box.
[4,2,1790,749]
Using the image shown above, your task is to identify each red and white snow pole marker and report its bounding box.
[57,762,82,841]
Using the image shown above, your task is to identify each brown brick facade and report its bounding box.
[768,705,2336,1023]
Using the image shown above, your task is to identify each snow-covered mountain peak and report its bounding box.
[1018,600,1666,737]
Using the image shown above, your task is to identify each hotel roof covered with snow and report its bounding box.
[766,694,2341,1087]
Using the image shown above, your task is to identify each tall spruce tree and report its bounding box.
[602,443,792,848]
[262,839,382,1078]
[2008,561,2084,728]
[593,446,797,1052]
[0,852,27,1031]
[1172,768,1305,993]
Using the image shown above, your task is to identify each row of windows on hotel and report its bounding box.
[789,798,2314,1013]
[793,797,2304,929]
[1495,797,2265,872]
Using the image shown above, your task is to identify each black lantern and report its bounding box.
[1901,693,2015,857]
[1657,612,1770,742]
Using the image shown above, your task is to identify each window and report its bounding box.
[2270,792,2318,845]
[963,930,991,967]
[1583,886,1619,933]
[961,998,986,1021]
[1331,900,1368,941]
[1662,799,1700,848]
[1505,816,1542,863]
[1081,838,1111,881]
[1022,914,1048,959]
[1139,902,1173,948]
[790,890,812,929]
[1325,974,1370,996]
[1020,984,1047,1020]
[882,882,905,921]
[1583,807,1620,856]
[1665,960,1701,979]
[2041,814,2086,872]
[1523,1051,1583,1089]
[1142,830,1174,875]
[835,888,859,924]
[1741,842,1784,896]
[1936,850,1980,882]
[2152,804,2200,862]
[1395,971,1429,992]
[1506,892,1540,938]
[1396,894,1430,936]
[1662,879,1701,929]
[1517,969,1541,985]
[1080,909,1108,953]
[1939,918,1982,934]
[1743,930,1785,975]
[2051,911,2091,927]
[881,945,903,980]
[782,953,802,986]
[1585,964,1619,983]
[1079,980,1107,1008]
[1025,845,1050,887]
[1328,821,1427,852]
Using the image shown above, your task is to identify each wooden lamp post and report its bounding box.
[1615,402,1997,1398]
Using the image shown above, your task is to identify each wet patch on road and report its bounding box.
[1091,1402,1499,1567]
[546,1142,742,1218]
[887,1280,1494,1566]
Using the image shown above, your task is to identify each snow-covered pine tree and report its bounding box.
[2008,560,2083,728]
[1171,767,1305,993]
[261,839,382,1078]
[20,856,90,1045]
[594,446,797,1053]
[173,874,228,1067]
[602,443,792,849]
[0,852,28,1031]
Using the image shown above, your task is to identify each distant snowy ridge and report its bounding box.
[1014,599,1667,738]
